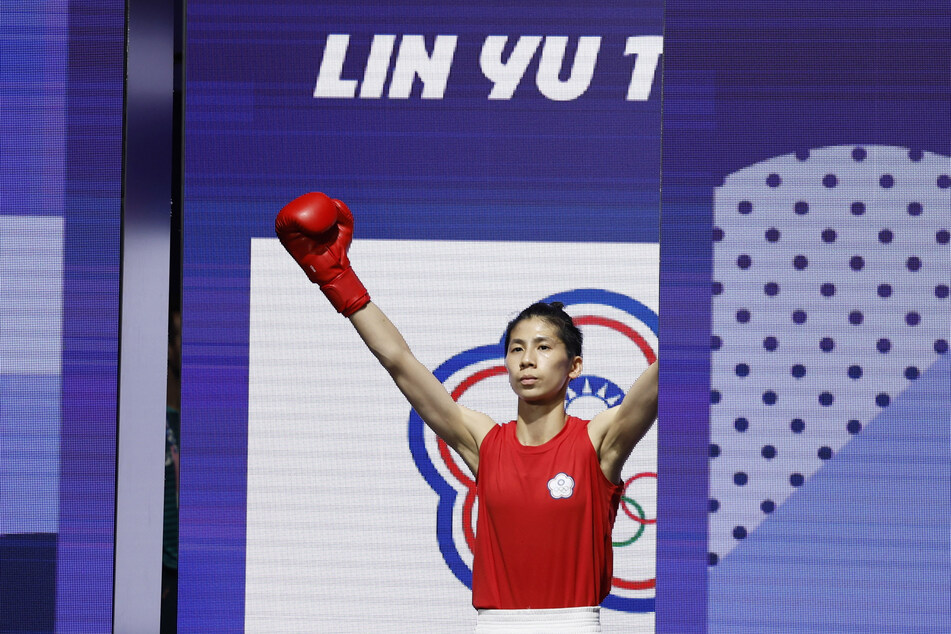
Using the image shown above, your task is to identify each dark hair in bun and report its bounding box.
[503,301,582,359]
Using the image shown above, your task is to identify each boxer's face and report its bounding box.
[505,317,582,403]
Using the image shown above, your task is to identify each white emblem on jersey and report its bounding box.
[547,472,575,499]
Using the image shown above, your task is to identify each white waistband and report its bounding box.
[475,606,601,633]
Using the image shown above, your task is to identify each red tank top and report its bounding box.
[471,416,623,609]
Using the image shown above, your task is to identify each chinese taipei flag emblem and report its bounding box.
[408,289,658,613]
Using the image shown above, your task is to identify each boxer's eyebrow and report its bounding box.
[508,335,556,345]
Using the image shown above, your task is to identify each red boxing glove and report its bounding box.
[275,192,370,317]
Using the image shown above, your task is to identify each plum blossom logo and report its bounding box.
[547,472,575,499]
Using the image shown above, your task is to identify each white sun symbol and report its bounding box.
[566,375,625,420]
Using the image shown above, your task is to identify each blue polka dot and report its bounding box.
[819,391,834,406]
[820,337,835,352]
[876,393,891,407]
[908,202,923,216]
[849,256,864,270]
[711,390,721,404]
[711,335,722,350]
[820,283,836,297]
[790,473,804,487]
[879,174,894,188]
[847,419,862,434]
[937,174,950,188]
[708,552,718,566]
[906,311,920,326]
[794,201,809,215]
[938,229,950,244]
[733,526,748,539]
[710,443,721,458]
[847,365,863,379]
[821,228,837,243]
[764,282,779,296]
[761,445,776,459]
[713,226,724,241]
[709,498,720,512]
[823,174,838,188]
[791,364,806,378]
[734,417,749,432]
[851,201,866,215]
[765,227,780,242]
[738,200,753,214]
[712,281,723,295]
[879,229,893,243]
[877,283,892,298]
[936,339,948,354]
[737,254,752,269]
[907,256,921,272]
[796,149,811,160]
[877,338,891,353]
[734,472,748,486]
[790,418,805,433]
[767,173,782,187]
[793,255,808,270]
[736,309,751,323]
[735,363,750,377]
[852,147,867,161]
[905,366,920,380]
[763,336,779,351]
[762,390,777,405]
[761,499,775,513]
[849,310,864,325]
[818,446,833,460]
[908,149,923,161]
[936,285,949,298]
[792,310,807,324]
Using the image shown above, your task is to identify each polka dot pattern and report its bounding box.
[708,145,949,564]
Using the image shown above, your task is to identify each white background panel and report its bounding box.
[246,239,658,632]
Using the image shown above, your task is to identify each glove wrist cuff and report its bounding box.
[320,266,370,317]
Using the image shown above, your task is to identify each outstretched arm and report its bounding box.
[349,302,495,474]
[275,193,494,475]
[588,360,658,484]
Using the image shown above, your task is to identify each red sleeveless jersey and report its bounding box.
[471,416,623,609]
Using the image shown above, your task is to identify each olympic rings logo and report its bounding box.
[614,472,657,547]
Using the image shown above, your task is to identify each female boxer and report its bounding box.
[276,192,658,633]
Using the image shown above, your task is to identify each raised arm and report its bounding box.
[348,303,494,473]
[275,192,494,475]
[588,360,658,484]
